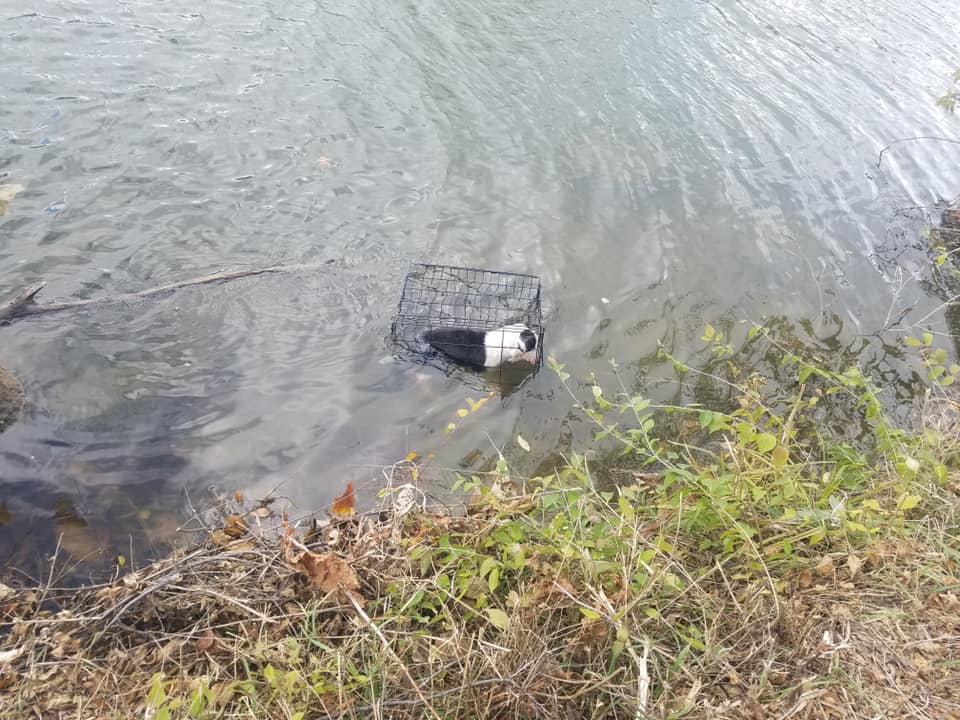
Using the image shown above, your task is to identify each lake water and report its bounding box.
[1,0,959,572]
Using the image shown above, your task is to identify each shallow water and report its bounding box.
[1,0,959,571]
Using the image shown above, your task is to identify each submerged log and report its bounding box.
[0,263,330,326]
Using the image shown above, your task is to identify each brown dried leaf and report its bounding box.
[331,482,356,516]
[798,569,813,588]
[254,506,271,518]
[815,556,835,576]
[211,681,235,708]
[223,514,248,538]
[285,541,364,607]
[0,184,24,217]
[210,529,232,546]
[0,647,23,664]
[196,628,215,651]
[846,554,863,579]
[466,489,489,515]
[46,695,75,711]
[233,490,245,504]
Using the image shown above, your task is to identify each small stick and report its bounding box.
[0,262,333,325]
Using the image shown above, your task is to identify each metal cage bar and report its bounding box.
[391,263,544,390]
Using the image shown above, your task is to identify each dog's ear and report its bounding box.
[519,329,537,351]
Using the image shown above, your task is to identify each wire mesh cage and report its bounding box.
[391,263,544,390]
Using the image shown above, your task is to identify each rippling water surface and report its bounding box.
[2,0,959,570]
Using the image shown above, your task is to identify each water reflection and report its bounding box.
[1,0,960,574]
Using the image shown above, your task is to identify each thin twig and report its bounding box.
[0,262,334,325]
[875,135,960,168]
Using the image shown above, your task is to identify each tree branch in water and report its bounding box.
[0,263,330,326]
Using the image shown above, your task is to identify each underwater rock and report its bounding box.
[0,365,24,433]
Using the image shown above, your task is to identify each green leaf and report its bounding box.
[709,414,727,433]
[479,557,497,578]
[756,433,777,453]
[904,336,923,347]
[456,408,468,417]
[517,434,530,452]
[189,690,206,718]
[548,356,571,382]
[485,608,510,630]
[702,323,716,342]
[630,396,650,413]
[263,663,276,685]
[488,566,500,592]
[579,607,602,620]
[923,332,934,347]
[698,410,713,429]
[899,494,921,511]
[932,347,948,365]
[771,445,788,468]
[146,674,166,708]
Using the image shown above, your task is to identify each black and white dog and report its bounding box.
[421,323,538,368]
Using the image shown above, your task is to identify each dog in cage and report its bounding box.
[391,263,544,384]
[419,323,538,369]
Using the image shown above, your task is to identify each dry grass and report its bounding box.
[1,473,958,720]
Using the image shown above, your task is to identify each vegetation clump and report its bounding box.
[1,322,959,720]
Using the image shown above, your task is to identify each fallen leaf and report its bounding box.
[403,450,418,462]
[222,514,248,539]
[228,538,256,551]
[253,506,271,519]
[814,556,835,576]
[284,540,363,607]
[196,628,215,651]
[233,490,245,504]
[210,529,232,546]
[798,569,813,588]
[0,184,24,217]
[0,584,13,602]
[0,647,22,664]
[331,482,356,516]
[517,434,530,452]
[847,554,863,579]
[485,608,510,630]
[394,485,417,516]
